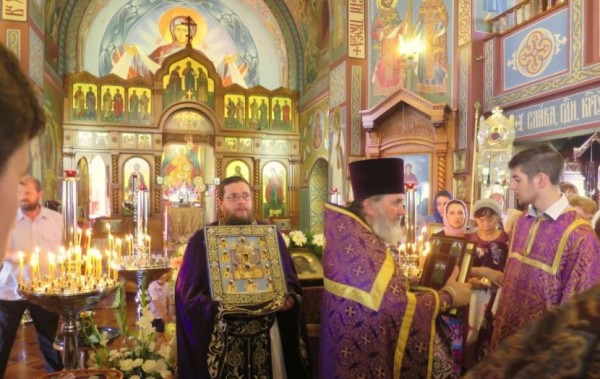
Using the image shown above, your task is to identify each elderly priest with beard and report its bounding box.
[175,176,311,379]
[319,158,472,378]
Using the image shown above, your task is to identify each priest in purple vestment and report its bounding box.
[319,158,472,378]
[175,176,311,378]
[491,143,600,349]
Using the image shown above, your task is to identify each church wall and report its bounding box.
[42,81,65,202]
[299,0,331,93]
[44,0,67,75]
[482,0,600,143]
[0,0,66,200]
[368,0,456,108]
[298,96,330,229]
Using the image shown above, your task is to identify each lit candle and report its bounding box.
[77,228,82,247]
[86,229,92,252]
[34,248,41,281]
[58,253,65,277]
[75,246,82,275]
[85,252,92,277]
[116,238,122,258]
[96,250,102,280]
[419,242,431,271]
[146,235,151,254]
[30,253,38,282]
[48,252,56,281]
[17,251,24,285]
[108,235,114,254]
[106,224,112,252]
[105,250,111,279]
[67,247,73,270]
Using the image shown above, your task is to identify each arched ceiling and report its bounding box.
[58,0,304,91]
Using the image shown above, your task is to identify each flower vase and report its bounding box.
[289,246,315,255]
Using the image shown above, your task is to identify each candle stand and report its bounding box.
[18,284,118,370]
[116,254,170,318]
[116,177,171,318]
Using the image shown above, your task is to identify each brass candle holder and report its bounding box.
[18,279,118,370]
[114,251,170,318]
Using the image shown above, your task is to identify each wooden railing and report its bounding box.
[489,0,568,35]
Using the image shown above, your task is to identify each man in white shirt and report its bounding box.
[0,176,63,373]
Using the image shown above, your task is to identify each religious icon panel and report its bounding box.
[420,236,475,290]
[162,58,215,109]
[128,86,152,125]
[225,160,250,182]
[72,83,98,121]
[248,95,269,130]
[100,84,126,123]
[123,157,151,203]
[395,153,431,228]
[205,225,288,311]
[224,94,246,129]
[271,96,292,131]
[262,161,286,218]
[161,144,204,204]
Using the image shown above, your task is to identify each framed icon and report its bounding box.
[291,251,324,281]
[205,225,287,311]
[419,235,475,290]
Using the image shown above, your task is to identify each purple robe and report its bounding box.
[175,221,311,378]
[319,203,456,378]
[491,210,600,348]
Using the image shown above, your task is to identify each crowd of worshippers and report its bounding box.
[171,142,600,378]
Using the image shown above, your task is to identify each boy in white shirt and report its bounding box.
[148,272,171,332]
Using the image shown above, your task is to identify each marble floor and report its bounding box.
[5,294,138,379]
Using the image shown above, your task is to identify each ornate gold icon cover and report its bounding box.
[205,225,287,309]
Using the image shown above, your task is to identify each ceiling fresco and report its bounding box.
[59,0,303,91]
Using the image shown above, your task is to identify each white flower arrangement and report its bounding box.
[281,230,325,259]
[86,288,176,379]
[288,230,308,247]
[312,233,324,248]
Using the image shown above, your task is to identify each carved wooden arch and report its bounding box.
[158,102,221,147]
[360,88,457,204]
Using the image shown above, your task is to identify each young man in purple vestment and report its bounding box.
[175,176,311,379]
[490,143,600,350]
[319,158,472,378]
